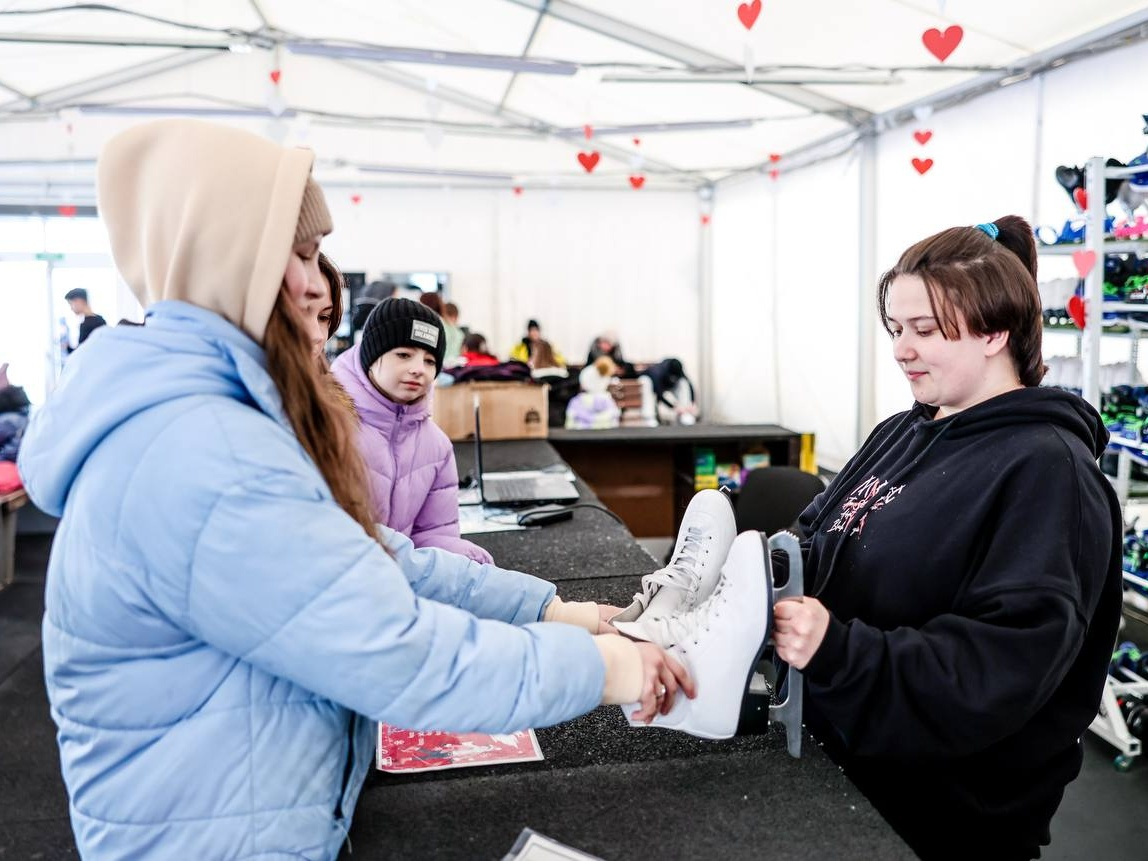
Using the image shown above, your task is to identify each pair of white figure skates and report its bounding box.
[608,490,803,744]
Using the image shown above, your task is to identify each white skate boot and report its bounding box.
[610,489,736,646]
[620,530,771,740]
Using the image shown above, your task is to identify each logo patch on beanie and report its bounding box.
[410,320,439,348]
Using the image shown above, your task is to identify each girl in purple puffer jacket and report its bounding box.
[331,297,493,563]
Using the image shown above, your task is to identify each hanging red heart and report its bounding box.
[632,137,641,146]
[913,130,933,145]
[701,214,711,226]
[922,26,963,63]
[513,186,523,195]
[768,153,781,163]
[1072,188,1088,211]
[583,124,593,140]
[912,157,934,175]
[57,204,77,217]
[737,0,762,31]
[768,169,779,181]
[1072,249,1097,279]
[269,69,282,84]
[629,175,645,189]
[578,151,600,173]
[1066,295,1086,329]
[350,194,362,205]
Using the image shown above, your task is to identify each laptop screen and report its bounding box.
[472,394,485,504]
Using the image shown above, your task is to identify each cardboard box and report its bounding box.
[433,381,549,441]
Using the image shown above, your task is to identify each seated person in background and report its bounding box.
[0,362,31,462]
[441,302,465,365]
[641,358,699,425]
[331,298,493,563]
[510,318,565,366]
[566,357,621,430]
[529,339,568,381]
[460,333,500,367]
[419,291,444,316]
[587,331,636,378]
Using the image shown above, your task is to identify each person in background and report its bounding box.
[0,362,30,462]
[351,279,397,335]
[770,217,1122,859]
[587,332,635,378]
[331,298,493,564]
[529,339,569,382]
[566,356,621,430]
[441,302,465,365]
[18,118,689,860]
[460,333,500,367]
[419,291,444,316]
[64,288,106,347]
[640,358,698,425]
[510,318,565,366]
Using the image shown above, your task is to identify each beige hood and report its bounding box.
[97,119,317,344]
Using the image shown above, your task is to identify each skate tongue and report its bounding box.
[610,618,664,644]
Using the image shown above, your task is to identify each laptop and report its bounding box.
[469,396,579,506]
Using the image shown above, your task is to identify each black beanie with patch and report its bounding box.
[359,297,446,375]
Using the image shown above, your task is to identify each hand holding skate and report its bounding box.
[773,597,829,670]
[630,642,695,724]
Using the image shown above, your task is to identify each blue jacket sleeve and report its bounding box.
[380,525,555,624]
[182,470,604,733]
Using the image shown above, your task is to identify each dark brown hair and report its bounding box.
[263,289,376,538]
[877,215,1045,387]
[531,339,561,370]
[462,333,488,354]
[317,252,344,340]
[420,292,444,315]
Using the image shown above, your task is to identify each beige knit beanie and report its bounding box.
[97,118,332,344]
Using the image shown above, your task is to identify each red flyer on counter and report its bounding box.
[376,723,543,773]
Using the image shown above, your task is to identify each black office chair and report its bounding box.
[735,466,826,536]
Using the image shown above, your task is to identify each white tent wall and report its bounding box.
[320,187,700,371]
[710,157,861,469]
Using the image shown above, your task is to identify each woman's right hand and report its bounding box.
[630,642,696,724]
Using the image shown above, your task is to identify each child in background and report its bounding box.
[565,356,621,429]
[331,298,493,563]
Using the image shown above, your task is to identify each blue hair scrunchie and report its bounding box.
[975,222,999,240]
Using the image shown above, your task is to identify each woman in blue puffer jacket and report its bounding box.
[17,119,691,860]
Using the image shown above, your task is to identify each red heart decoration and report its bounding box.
[912,157,934,175]
[269,69,281,84]
[632,137,641,146]
[583,124,593,140]
[57,204,77,217]
[922,26,963,63]
[629,175,645,189]
[737,0,762,30]
[513,186,523,196]
[701,214,711,226]
[768,152,781,163]
[578,151,600,173]
[1072,249,1097,279]
[913,129,933,145]
[1072,187,1088,211]
[768,169,780,181]
[1066,295,1086,329]
[350,194,362,205]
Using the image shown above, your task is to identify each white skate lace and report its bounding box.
[639,568,730,648]
[633,526,708,611]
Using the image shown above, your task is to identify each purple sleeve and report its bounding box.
[410,445,495,565]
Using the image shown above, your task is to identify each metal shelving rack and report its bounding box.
[1074,156,1148,770]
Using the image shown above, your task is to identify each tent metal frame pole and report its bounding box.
[856,129,878,448]
[503,0,870,124]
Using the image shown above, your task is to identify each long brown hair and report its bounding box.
[877,215,1045,387]
[317,252,344,340]
[264,289,376,538]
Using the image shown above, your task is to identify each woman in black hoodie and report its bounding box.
[771,216,1122,859]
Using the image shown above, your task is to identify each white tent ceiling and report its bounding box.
[1,0,1147,199]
